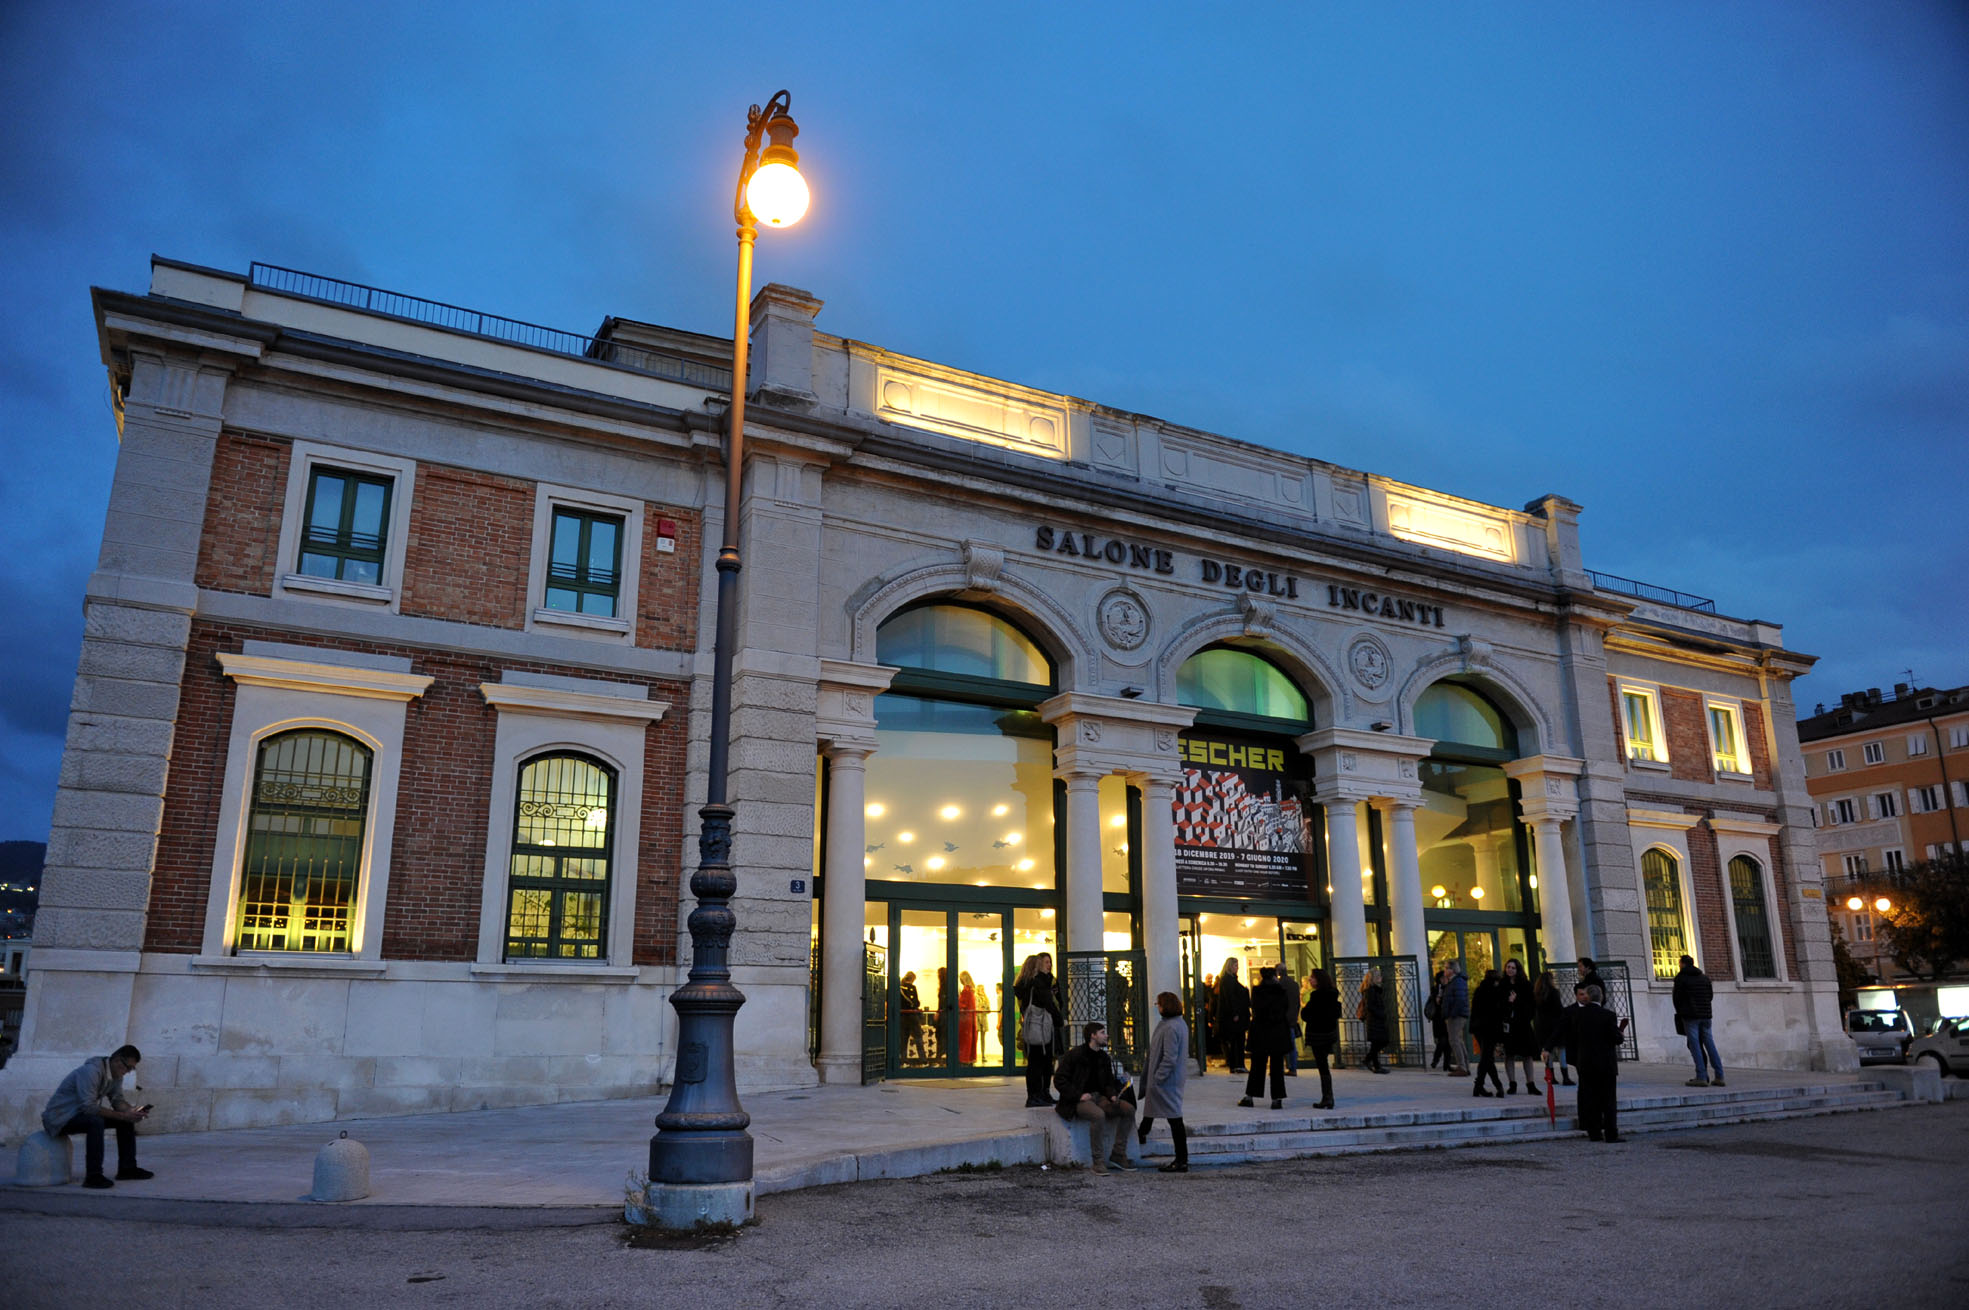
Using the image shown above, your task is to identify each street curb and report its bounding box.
[756,1129,1046,1194]
[0,1188,621,1230]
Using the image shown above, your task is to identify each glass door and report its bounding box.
[1429,927,1500,983]
[883,902,1040,1078]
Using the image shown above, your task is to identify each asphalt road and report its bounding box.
[4,1105,1964,1309]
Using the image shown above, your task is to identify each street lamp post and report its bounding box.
[639,91,808,1230]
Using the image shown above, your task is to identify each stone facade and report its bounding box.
[0,256,1857,1140]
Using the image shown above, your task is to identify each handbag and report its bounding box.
[1021,1004,1055,1048]
[1424,996,1442,1022]
[1355,998,1368,1022]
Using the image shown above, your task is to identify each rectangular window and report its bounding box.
[1842,853,1867,876]
[1862,741,1884,765]
[544,509,623,618]
[1853,912,1872,942]
[1883,848,1906,873]
[1707,701,1748,775]
[1912,785,1942,814]
[1908,733,1929,757]
[1952,726,1969,749]
[1954,780,1969,808]
[1620,688,1665,763]
[1825,748,1846,771]
[1875,791,1899,818]
[1833,798,1858,825]
[298,468,392,584]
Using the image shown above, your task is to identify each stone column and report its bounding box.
[1137,774,1182,1000]
[1383,800,1429,983]
[1061,769,1107,957]
[1528,819,1577,965]
[816,744,871,1085]
[1323,800,1370,958]
[1504,755,1587,968]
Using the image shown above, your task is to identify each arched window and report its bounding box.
[1415,681,1515,755]
[864,604,1057,891]
[506,754,615,960]
[1728,854,1777,979]
[1176,648,1309,723]
[237,730,372,954]
[876,604,1053,688]
[1642,848,1688,980]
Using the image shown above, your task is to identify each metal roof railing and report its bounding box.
[246,263,732,391]
[1587,569,1716,614]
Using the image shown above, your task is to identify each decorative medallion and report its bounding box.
[1347,633,1393,692]
[1096,587,1151,652]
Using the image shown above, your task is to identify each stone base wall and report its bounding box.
[0,961,818,1141]
[1626,983,1857,1072]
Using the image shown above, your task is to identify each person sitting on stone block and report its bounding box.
[43,1044,152,1188]
[1054,1022,1136,1175]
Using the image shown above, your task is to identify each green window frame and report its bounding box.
[299,468,393,584]
[1641,848,1688,980]
[1728,854,1777,979]
[505,753,615,960]
[235,729,371,954]
[545,509,624,618]
[1621,688,1662,763]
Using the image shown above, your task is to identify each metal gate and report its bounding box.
[862,942,887,1084]
[1332,956,1424,1067]
[1063,950,1147,1078]
[1551,960,1639,1061]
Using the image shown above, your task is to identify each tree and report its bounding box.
[1828,918,1874,1012]
[1857,850,1969,982]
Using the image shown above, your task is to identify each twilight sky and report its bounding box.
[1,2,1965,841]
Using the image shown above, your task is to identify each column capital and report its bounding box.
[822,740,875,765]
[816,659,898,750]
[1298,726,1428,806]
[1503,753,1585,825]
[1038,691,1195,778]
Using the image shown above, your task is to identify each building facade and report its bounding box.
[0,257,1857,1138]
[1798,682,1969,980]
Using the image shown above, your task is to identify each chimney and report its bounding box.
[1894,682,1910,698]
[1866,687,1882,706]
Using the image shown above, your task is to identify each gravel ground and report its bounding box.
[3,1104,1963,1309]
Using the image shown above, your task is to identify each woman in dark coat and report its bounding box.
[1426,966,1451,1069]
[1215,959,1251,1074]
[1533,970,1572,1086]
[1361,966,1391,1074]
[1300,968,1341,1109]
[1469,968,1507,1096]
[1239,966,1292,1109]
[1499,958,1541,1094]
[1013,952,1062,1107]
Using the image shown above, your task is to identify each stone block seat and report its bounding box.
[14,1131,74,1187]
[1032,1104,1138,1168]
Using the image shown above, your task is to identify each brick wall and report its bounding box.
[636,506,701,651]
[1685,821,1735,981]
[194,433,289,594]
[1742,701,1775,790]
[145,619,688,966]
[1660,689,1712,783]
[399,466,532,628]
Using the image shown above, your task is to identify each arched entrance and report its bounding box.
[1412,680,1545,982]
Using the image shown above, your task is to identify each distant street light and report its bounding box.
[1874,896,1893,914]
[641,91,808,1231]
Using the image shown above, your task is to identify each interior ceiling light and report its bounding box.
[939,805,961,820]
[865,802,885,817]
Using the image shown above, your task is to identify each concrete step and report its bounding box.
[1139,1084,1908,1163]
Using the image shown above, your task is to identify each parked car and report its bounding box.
[1907,1017,1969,1077]
[1844,1007,1909,1065]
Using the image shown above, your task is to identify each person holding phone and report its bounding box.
[41,1043,153,1188]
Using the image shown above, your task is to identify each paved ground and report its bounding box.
[2,1104,1962,1309]
[0,1061,1883,1211]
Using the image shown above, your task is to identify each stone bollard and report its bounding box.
[310,1131,370,1202]
[14,1132,74,1187]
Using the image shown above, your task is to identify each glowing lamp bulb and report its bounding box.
[1846,896,1863,911]
[745,160,809,227]
[1874,897,1892,913]
[1431,885,1447,900]
[1470,886,1485,901]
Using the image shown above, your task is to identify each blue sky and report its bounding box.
[2,1,1965,840]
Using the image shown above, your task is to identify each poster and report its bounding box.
[1171,732,1314,897]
